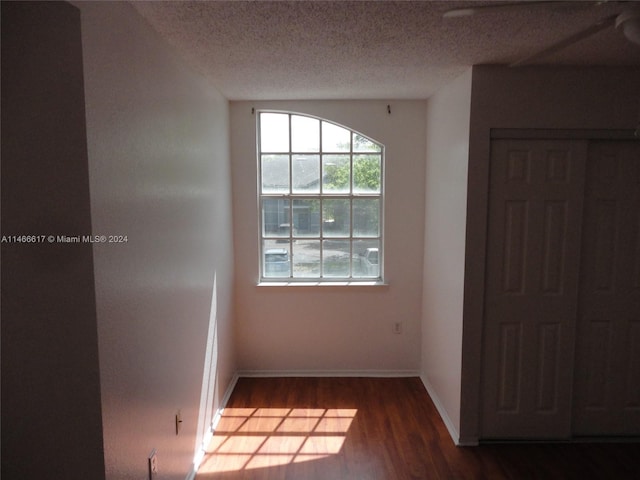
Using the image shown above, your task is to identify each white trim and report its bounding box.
[220,373,240,412]
[237,369,421,378]
[420,374,478,446]
[186,373,240,480]
[257,281,389,287]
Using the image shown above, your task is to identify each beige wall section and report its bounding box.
[231,100,426,373]
[461,65,640,443]
[77,2,235,479]
[421,69,473,444]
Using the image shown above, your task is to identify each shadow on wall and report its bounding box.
[1,2,106,478]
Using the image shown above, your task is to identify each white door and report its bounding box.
[573,141,640,435]
[481,139,587,438]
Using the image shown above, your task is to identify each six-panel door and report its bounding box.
[573,141,640,436]
[482,139,587,439]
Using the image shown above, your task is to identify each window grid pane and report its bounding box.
[292,155,320,194]
[259,112,383,281]
[260,113,289,152]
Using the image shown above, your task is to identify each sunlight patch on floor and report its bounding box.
[197,407,357,474]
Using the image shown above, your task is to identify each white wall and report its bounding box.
[231,100,426,373]
[77,2,235,478]
[421,69,472,443]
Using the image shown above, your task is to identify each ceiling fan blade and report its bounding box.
[510,14,617,66]
[443,1,596,18]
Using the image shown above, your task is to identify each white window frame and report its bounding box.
[257,111,384,283]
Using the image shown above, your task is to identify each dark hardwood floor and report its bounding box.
[196,377,640,479]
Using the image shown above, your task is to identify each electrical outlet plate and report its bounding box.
[148,449,158,479]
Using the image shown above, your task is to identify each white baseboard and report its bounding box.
[186,465,197,480]
[419,374,468,446]
[237,369,421,378]
[219,373,240,414]
[186,372,240,480]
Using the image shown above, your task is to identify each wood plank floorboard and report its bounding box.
[196,377,640,480]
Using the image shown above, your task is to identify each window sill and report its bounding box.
[257,280,388,288]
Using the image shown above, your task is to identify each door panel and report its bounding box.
[497,322,522,412]
[502,200,528,293]
[583,320,612,408]
[573,141,640,435]
[481,139,586,439]
[541,201,568,294]
[536,322,561,412]
[626,320,640,408]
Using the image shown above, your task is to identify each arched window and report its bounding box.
[258,112,383,281]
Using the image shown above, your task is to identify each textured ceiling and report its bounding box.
[131,1,640,100]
